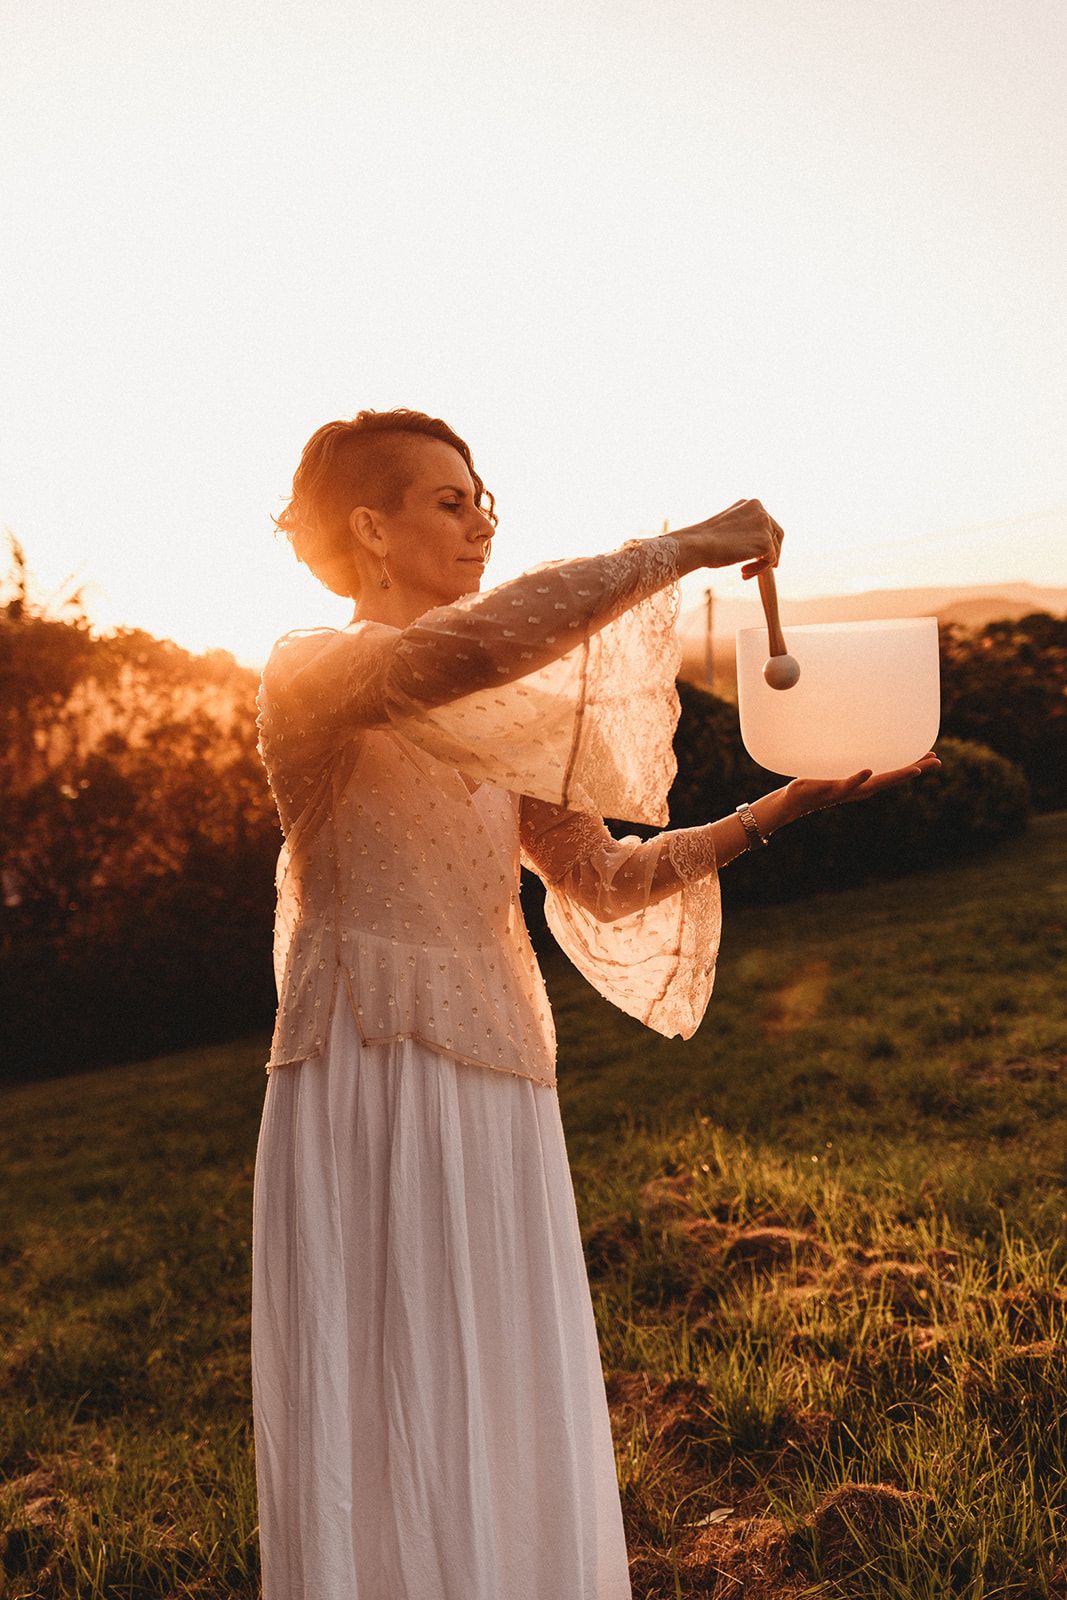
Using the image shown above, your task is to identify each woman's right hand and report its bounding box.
[688,499,784,579]
[785,754,942,821]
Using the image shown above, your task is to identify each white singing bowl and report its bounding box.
[736,617,941,779]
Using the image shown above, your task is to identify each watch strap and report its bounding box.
[736,800,770,849]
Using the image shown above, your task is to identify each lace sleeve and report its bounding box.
[519,795,722,1039]
[259,531,683,827]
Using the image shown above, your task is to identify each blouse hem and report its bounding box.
[265,973,558,1090]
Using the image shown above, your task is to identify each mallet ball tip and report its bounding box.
[763,654,801,690]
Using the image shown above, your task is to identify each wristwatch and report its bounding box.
[736,800,770,850]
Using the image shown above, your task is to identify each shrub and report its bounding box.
[665,683,1031,908]
[939,612,1066,811]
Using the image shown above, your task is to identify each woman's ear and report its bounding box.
[348,505,383,556]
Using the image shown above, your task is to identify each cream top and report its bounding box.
[255,532,723,1087]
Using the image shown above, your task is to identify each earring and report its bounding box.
[378,557,392,589]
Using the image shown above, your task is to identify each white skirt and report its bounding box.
[250,998,633,1600]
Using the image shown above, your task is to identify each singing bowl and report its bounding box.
[735,617,941,779]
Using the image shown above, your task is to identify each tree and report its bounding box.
[938,613,1066,810]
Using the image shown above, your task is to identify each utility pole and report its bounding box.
[704,587,714,691]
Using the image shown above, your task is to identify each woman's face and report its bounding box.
[349,437,495,607]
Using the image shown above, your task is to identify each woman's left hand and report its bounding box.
[785,751,941,821]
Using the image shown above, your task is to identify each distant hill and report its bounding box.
[678,581,1067,697]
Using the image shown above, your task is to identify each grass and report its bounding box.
[1,811,1064,1597]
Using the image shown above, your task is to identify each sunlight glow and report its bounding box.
[2,0,1064,668]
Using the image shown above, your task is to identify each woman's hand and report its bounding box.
[687,499,785,579]
[785,752,942,822]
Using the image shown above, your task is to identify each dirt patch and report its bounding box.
[0,1462,73,1592]
[664,1216,732,1253]
[906,1322,958,1355]
[673,1480,933,1595]
[1004,1338,1065,1360]
[722,1227,834,1277]
[0,1464,64,1527]
[994,1284,1067,1339]
[959,1048,1066,1084]
[582,1210,643,1272]
[606,1370,719,1476]
[849,1258,932,1314]
[607,1369,833,1485]
[962,1338,1067,1391]
[639,1173,695,1216]
[747,1207,815,1229]
[682,1509,797,1598]
[927,1246,963,1278]
[608,1373,934,1594]
[793,1481,935,1576]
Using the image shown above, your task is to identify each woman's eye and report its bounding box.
[441,502,461,513]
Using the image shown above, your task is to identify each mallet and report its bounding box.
[757,564,801,690]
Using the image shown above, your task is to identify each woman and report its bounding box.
[250,408,939,1600]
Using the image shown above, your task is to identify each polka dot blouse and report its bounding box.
[255,533,722,1087]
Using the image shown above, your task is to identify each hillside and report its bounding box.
[0,813,1063,1597]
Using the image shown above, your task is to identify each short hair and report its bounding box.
[273,408,499,599]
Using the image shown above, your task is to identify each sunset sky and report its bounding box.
[2,0,1064,669]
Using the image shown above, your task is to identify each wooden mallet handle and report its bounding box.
[757,565,789,657]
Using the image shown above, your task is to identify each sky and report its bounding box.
[2,0,1064,669]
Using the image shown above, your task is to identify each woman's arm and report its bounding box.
[519,787,796,921]
[260,504,785,830]
[384,504,781,716]
[520,756,941,922]
[266,500,782,733]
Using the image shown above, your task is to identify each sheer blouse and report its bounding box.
[254,532,723,1087]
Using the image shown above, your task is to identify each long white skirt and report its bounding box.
[251,997,633,1600]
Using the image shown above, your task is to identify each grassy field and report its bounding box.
[1,812,1065,1598]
